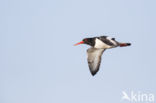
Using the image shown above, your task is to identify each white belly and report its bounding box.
[94,38,112,49]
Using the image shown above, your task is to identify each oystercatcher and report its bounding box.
[74,36,131,76]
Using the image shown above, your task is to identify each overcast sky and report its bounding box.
[0,0,156,103]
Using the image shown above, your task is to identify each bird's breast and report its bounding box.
[94,38,112,49]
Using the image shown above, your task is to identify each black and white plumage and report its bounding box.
[74,36,131,76]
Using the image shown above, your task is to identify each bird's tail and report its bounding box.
[119,43,131,47]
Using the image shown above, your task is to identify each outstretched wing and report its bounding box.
[98,36,116,46]
[87,48,105,76]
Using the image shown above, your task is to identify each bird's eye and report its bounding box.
[112,38,115,40]
[84,39,88,41]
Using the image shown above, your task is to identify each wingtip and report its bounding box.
[91,72,97,76]
[89,66,98,76]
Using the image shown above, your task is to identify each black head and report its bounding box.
[74,37,95,46]
[82,38,95,46]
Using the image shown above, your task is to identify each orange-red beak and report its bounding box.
[74,41,84,46]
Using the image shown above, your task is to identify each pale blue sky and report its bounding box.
[0,0,156,103]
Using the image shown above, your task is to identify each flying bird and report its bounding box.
[74,36,131,76]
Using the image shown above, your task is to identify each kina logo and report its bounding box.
[121,91,155,103]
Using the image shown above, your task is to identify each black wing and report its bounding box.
[98,36,114,46]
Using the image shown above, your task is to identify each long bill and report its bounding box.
[74,41,84,46]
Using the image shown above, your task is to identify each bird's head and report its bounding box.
[74,38,95,46]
